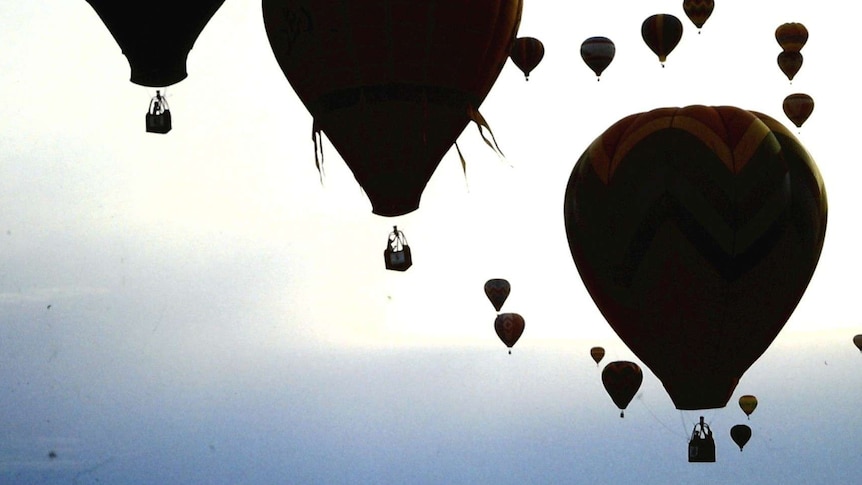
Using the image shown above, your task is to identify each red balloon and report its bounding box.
[565,106,827,410]
[85,0,226,87]
[777,51,804,81]
[494,313,525,354]
[263,0,522,216]
[510,37,545,80]
[484,279,511,312]
[783,93,814,128]
[776,22,808,52]
[601,361,643,417]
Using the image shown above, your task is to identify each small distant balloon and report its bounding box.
[777,51,803,81]
[484,279,511,312]
[601,361,643,417]
[783,93,814,128]
[739,395,758,418]
[730,424,752,451]
[590,346,606,366]
[853,334,862,351]
[682,0,714,32]
[494,313,525,354]
[641,14,683,66]
[510,37,545,80]
[776,22,808,52]
[580,37,615,79]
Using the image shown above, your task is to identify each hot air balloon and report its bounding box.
[384,226,412,271]
[510,37,544,80]
[682,0,714,32]
[590,346,606,366]
[484,279,511,312]
[777,51,803,82]
[783,93,814,128]
[776,22,808,52]
[738,395,758,419]
[730,424,752,451]
[854,334,862,351]
[85,0,225,87]
[580,37,615,80]
[689,416,716,462]
[263,0,522,217]
[641,14,683,66]
[601,361,642,417]
[494,313,525,354]
[564,105,828,410]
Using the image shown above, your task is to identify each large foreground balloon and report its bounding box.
[641,14,683,65]
[601,361,643,417]
[484,278,511,312]
[494,313,525,354]
[85,0,226,87]
[510,37,544,80]
[565,105,827,410]
[263,0,522,216]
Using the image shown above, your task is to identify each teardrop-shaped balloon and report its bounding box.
[564,105,828,410]
[738,395,758,418]
[580,37,615,78]
[590,346,606,366]
[484,278,511,312]
[641,14,683,64]
[783,93,814,128]
[263,0,522,216]
[602,361,643,417]
[776,22,808,52]
[730,424,752,451]
[510,37,545,81]
[682,0,714,30]
[777,51,804,81]
[854,334,862,351]
[494,313,525,353]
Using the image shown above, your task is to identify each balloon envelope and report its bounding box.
[510,37,544,80]
[564,105,828,410]
[776,22,808,52]
[853,334,862,351]
[739,395,758,417]
[85,0,225,87]
[777,51,804,81]
[580,37,615,78]
[263,0,523,216]
[783,93,814,128]
[484,279,511,312]
[682,0,714,30]
[590,346,606,365]
[601,361,643,416]
[641,14,683,64]
[494,313,525,352]
[730,424,752,451]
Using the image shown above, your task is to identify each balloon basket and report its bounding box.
[146,110,172,134]
[384,226,412,271]
[688,416,716,463]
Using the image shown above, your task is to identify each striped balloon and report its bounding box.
[777,50,804,81]
[682,0,714,30]
[783,93,814,128]
[776,22,808,52]
[580,36,615,79]
[483,278,511,312]
[564,105,827,410]
[641,14,683,65]
[510,37,545,80]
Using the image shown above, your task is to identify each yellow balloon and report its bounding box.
[739,395,758,419]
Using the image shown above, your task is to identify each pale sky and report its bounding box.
[1,1,861,483]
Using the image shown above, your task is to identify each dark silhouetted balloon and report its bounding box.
[602,361,643,417]
[730,424,752,451]
[853,334,862,351]
[778,51,804,81]
[263,0,522,216]
[641,14,683,65]
[494,313,525,354]
[580,37,615,79]
[85,0,226,87]
[739,395,758,418]
[783,93,814,128]
[590,346,606,366]
[565,105,828,410]
[510,37,544,80]
[484,279,511,312]
[682,0,714,31]
[776,22,808,52]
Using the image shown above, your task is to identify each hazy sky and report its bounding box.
[2,1,861,483]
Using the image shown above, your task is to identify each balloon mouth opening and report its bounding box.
[663,375,740,410]
[128,55,189,88]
